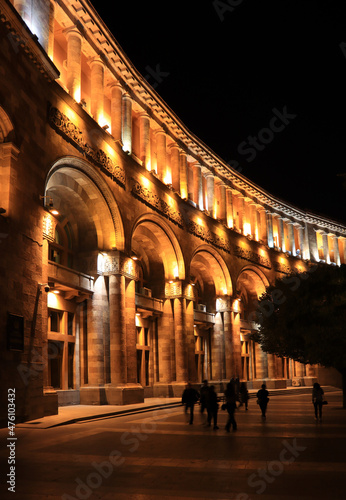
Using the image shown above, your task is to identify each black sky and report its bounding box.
[89,0,346,223]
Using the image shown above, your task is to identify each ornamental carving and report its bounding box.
[49,106,125,186]
[188,221,232,253]
[273,261,291,275]
[131,181,184,227]
[233,246,271,269]
[98,253,138,280]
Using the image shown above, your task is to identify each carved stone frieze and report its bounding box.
[131,180,184,227]
[233,245,271,269]
[98,251,138,280]
[273,261,291,275]
[49,106,125,186]
[187,221,232,253]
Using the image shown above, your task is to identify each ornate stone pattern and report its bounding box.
[98,253,138,280]
[188,221,232,253]
[131,181,184,227]
[42,213,55,242]
[273,261,291,275]
[233,245,271,269]
[49,107,125,186]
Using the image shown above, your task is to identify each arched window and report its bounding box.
[49,218,74,268]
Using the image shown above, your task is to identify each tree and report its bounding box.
[251,263,346,408]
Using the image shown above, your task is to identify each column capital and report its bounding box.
[63,25,82,40]
[154,127,166,137]
[167,142,180,152]
[88,55,104,68]
[97,250,139,280]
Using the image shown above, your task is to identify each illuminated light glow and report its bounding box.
[173,265,179,279]
[180,186,188,200]
[227,217,234,229]
[47,292,59,309]
[73,86,81,103]
[196,217,203,226]
[164,171,172,186]
[141,176,151,189]
[233,299,240,313]
[243,222,251,236]
[145,159,151,171]
[122,140,132,154]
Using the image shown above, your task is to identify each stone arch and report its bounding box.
[235,265,270,318]
[131,214,185,295]
[45,156,124,252]
[190,245,233,310]
[0,106,15,143]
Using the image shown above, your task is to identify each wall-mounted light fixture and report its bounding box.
[40,196,59,216]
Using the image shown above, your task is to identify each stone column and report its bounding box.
[193,163,204,210]
[226,188,233,228]
[212,312,225,381]
[231,311,242,378]
[223,310,233,380]
[65,27,82,102]
[122,92,132,154]
[287,222,296,255]
[333,235,341,265]
[267,354,276,379]
[48,0,55,60]
[125,278,137,384]
[259,208,267,243]
[90,57,104,124]
[255,344,268,381]
[218,183,227,222]
[250,203,257,239]
[110,82,123,142]
[157,299,173,384]
[155,129,167,182]
[186,299,197,382]
[173,298,188,382]
[238,195,244,234]
[278,217,285,252]
[169,143,180,192]
[266,211,274,248]
[322,233,329,263]
[138,112,151,170]
[86,277,106,387]
[205,172,215,217]
[13,0,31,25]
[179,151,188,199]
[109,274,126,385]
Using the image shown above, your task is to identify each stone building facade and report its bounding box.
[0,0,345,425]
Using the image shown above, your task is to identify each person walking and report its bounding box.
[257,383,269,419]
[182,383,200,425]
[224,382,237,432]
[239,381,249,410]
[312,382,324,421]
[206,385,219,429]
[200,379,210,416]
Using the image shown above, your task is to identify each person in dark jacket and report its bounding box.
[312,382,324,421]
[224,382,237,431]
[239,382,249,410]
[257,383,269,419]
[200,379,210,416]
[206,385,219,429]
[182,383,200,424]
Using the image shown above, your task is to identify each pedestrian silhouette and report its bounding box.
[206,385,219,429]
[312,382,324,421]
[182,383,200,424]
[200,379,210,416]
[239,382,249,410]
[256,383,269,419]
[224,381,237,431]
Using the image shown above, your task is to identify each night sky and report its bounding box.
[89,0,346,223]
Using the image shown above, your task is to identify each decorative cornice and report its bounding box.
[0,0,59,82]
[49,106,125,187]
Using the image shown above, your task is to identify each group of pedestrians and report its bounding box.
[181,379,327,430]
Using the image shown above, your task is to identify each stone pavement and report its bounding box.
[1,386,346,499]
[15,385,324,429]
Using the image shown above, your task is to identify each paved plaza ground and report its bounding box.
[1,387,346,499]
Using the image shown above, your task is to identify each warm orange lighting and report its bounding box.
[243,222,251,236]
